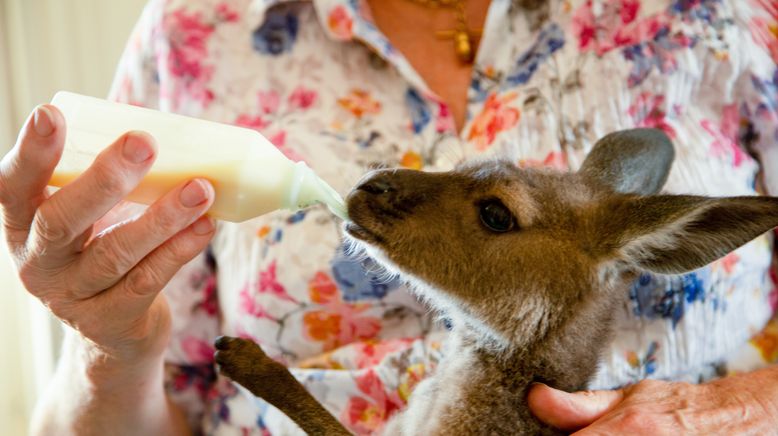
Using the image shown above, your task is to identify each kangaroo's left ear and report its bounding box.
[580,128,675,195]
[600,195,778,274]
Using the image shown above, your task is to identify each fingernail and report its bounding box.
[123,132,154,163]
[192,216,215,235]
[180,179,212,208]
[33,106,54,137]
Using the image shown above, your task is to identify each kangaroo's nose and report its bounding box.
[357,176,395,195]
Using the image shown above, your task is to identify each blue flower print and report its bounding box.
[405,88,431,134]
[669,0,722,24]
[330,244,402,301]
[751,69,778,117]
[622,26,695,88]
[629,270,709,328]
[252,9,299,55]
[504,23,565,88]
[286,210,306,224]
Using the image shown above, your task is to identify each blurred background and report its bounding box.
[0,0,148,433]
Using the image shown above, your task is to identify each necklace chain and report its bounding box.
[403,0,479,63]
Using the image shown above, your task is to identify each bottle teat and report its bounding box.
[286,161,348,220]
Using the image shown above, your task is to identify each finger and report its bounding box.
[0,105,65,247]
[91,201,148,239]
[28,131,156,254]
[527,383,624,432]
[74,178,214,295]
[98,215,215,323]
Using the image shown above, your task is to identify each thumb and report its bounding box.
[527,383,625,431]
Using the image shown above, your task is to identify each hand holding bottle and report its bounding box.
[0,104,215,367]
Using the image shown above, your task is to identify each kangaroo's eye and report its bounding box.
[479,200,516,233]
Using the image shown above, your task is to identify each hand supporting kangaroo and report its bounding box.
[215,128,778,435]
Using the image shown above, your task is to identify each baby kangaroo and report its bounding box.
[215,128,778,435]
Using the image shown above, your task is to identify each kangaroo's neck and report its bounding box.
[447,289,622,408]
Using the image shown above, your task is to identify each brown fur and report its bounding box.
[215,129,778,435]
[214,337,350,435]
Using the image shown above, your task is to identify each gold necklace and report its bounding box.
[405,0,483,63]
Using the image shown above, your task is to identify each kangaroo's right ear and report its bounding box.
[580,128,675,195]
[600,195,778,274]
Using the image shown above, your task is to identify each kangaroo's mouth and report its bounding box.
[344,185,392,245]
[344,221,385,244]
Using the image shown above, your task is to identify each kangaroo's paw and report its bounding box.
[214,336,271,387]
[213,336,352,435]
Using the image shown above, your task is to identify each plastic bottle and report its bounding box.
[48,91,348,222]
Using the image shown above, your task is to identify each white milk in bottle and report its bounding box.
[48,92,347,222]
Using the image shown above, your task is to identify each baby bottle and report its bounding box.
[48,92,347,222]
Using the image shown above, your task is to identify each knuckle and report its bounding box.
[33,204,76,245]
[124,264,163,296]
[91,159,131,197]
[150,203,185,232]
[164,234,196,263]
[88,236,133,280]
[617,407,652,430]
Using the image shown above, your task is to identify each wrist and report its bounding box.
[64,327,166,397]
[32,328,189,435]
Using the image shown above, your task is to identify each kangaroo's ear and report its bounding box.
[599,195,778,274]
[580,128,675,195]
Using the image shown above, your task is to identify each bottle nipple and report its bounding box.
[287,162,348,220]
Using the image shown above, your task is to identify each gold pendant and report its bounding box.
[436,29,480,63]
[454,31,473,63]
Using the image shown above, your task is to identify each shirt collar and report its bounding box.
[249,0,357,41]
[248,0,433,94]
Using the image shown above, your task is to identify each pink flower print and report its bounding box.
[352,338,415,368]
[200,274,218,316]
[343,370,404,435]
[467,92,520,151]
[215,2,239,23]
[435,103,456,134]
[258,260,297,303]
[701,104,749,168]
[752,17,778,64]
[268,130,305,162]
[572,0,669,56]
[328,5,354,40]
[238,283,276,320]
[163,8,216,107]
[235,114,305,162]
[181,336,215,364]
[258,90,281,114]
[234,114,270,131]
[627,92,677,138]
[288,86,318,110]
[717,252,740,275]
[750,0,778,63]
[165,9,214,78]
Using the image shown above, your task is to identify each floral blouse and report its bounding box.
[109,0,778,434]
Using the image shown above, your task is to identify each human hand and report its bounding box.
[528,367,778,435]
[0,104,216,367]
